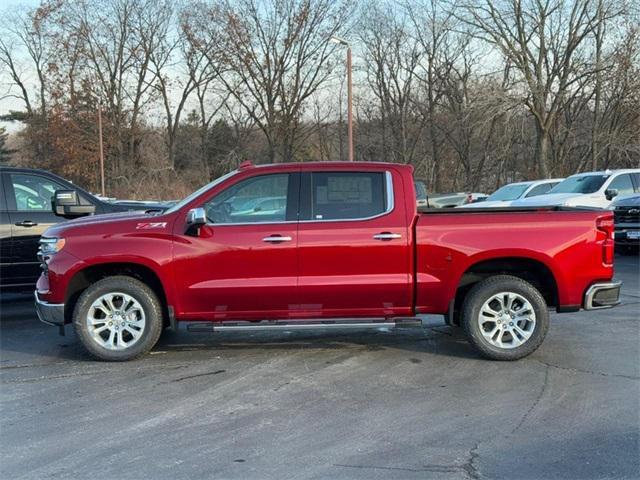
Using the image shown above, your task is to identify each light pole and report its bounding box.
[97,99,105,197]
[330,35,353,162]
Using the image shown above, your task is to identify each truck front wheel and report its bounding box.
[461,275,549,361]
[73,276,164,361]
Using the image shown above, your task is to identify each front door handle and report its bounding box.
[373,232,402,241]
[262,235,293,243]
[15,220,38,227]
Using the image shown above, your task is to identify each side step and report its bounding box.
[185,318,422,333]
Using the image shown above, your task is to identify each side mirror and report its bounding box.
[53,190,96,217]
[605,188,619,201]
[186,207,206,236]
[186,207,207,226]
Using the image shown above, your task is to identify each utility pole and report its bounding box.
[330,36,354,161]
[97,99,105,197]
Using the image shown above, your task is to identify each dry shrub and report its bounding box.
[107,131,207,201]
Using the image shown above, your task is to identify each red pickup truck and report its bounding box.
[35,162,621,361]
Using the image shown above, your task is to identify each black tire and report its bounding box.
[73,276,164,361]
[461,275,549,361]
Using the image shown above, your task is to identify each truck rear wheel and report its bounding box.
[461,275,549,361]
[73,276,164,361]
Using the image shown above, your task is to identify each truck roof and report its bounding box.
[241,161,413,172]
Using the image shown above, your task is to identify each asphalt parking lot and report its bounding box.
[1,255,638,480]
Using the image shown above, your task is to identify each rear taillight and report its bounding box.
[596,215,614,265]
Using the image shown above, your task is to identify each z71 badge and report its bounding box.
[136,222,167,230]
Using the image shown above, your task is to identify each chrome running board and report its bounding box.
[185,318,422,333]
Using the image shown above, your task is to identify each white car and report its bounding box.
[511,169,640,209]
[460,178,563,208]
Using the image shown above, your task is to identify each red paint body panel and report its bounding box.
[296,164,412,318]
[171,223,299,319]
[38,161,615,324]
[415,210,614,313]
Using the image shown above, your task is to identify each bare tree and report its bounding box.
[0,2,59,161]
[454,0,615,177]
[407,0,460,191]
[359,1,423,165]
[62,0,160,175]
[191,0,352,163]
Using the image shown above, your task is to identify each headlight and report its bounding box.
[39,237,66,255]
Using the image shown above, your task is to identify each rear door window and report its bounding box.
[308,172,387,221]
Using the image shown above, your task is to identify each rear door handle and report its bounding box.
[262,235,293,243]
[15,220,38,227]
[373,232,402,241]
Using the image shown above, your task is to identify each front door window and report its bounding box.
[10,174,64,212]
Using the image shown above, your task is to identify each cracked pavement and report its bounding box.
[1,255,638,479]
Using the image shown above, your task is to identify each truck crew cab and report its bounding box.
[34,162,621,361]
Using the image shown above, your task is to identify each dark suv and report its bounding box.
[0,166,169,289]
[612,194,640,254]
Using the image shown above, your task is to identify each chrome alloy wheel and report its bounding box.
[86,292,146,350]
[478,292,536,349]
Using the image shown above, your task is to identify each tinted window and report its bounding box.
[633,173,640,192]
[526,183,554,197]
[549,175,608,194]
[311,172,386,220]
[608,174,634,196]
[10,174,64,212]
[204,173,289,224]
[487,184,530,201]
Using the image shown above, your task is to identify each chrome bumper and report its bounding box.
[584,281,622,310]
[34,291,65,327]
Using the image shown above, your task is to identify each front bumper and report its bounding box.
[584,281,622,310]
[34,290,65,326]
[615,229,640,246]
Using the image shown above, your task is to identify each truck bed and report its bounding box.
[414,207,614,314]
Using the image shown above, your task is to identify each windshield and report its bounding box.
[549,175,608,194]
[164,170,238,215]
[487,184,530,201]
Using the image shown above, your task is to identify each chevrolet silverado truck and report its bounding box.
[34,161,621,361]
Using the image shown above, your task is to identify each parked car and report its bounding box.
[611,194,640,254]
[35,161,620,362]
[460,179,563,208]
[428,192,488,208]
[511,169,640,208]
[0,166,170,290]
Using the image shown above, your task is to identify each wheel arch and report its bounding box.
[449,256,559,324]
[64,262,170,326]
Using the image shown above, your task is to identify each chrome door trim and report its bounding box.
[262,236,293,242]
[373,233,402,240]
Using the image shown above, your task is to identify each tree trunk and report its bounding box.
[431,121,442,192]
[535,124,550,178]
